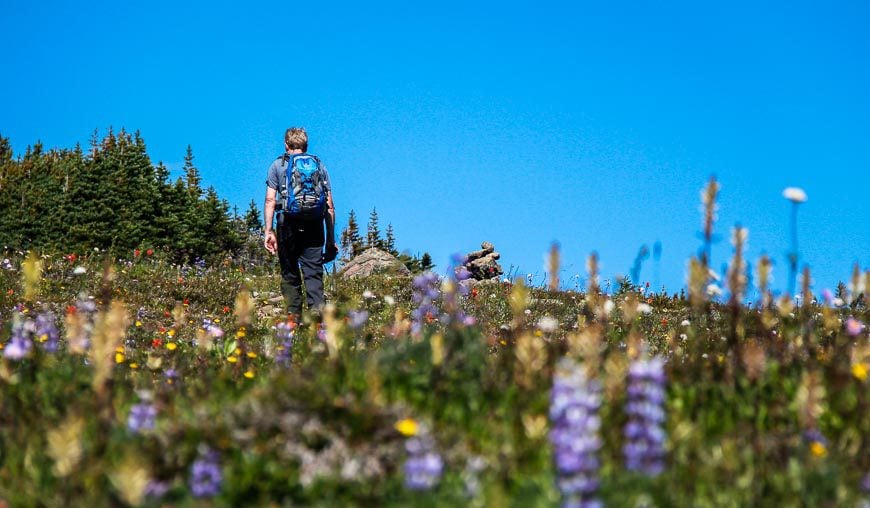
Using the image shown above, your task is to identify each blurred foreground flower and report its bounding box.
[846,318,865,337]
[403,426,444,491]
[783,187,808,203]
[127,403,157,433]
[347,309,369,330]
[395,418,419,437]
[190,448,222,498]
[549,358,603,508]
[3,314,33,360]
[624,356,667,476]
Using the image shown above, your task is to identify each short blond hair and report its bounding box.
[284,127,308,152]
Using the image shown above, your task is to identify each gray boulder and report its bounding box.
[340,248,410,278]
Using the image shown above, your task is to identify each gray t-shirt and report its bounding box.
[266,153,332,195]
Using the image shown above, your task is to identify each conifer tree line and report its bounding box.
[0,129,249,261]
[339,208,434,273]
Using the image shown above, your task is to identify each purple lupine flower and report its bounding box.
[274,322,294,365]
[846,318,865,337]
[164,368,179,385]
[144,480,170,499]
[403,431,444,490]
[347,309,369,330]
[623,356,667,476]
[549,358,603,508]
[35,311,59,352]
[411,272,440,336]
[189,448,222,498]
[860,472,870,494]
[3,314,33,360]
[127,403,157,433]
[202,318,224,338]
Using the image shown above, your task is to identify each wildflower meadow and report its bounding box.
[0,182,868,507]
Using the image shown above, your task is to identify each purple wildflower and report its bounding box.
[127,403,157,433]
[3,314,33,360]
[164,368,179,385]
[403,431,444,491]
[861,472,870,494]
[821,289,834,305]
[411,272,440,336]
[144,480,170,499]
[189,448,222,498]
[35,311,59,352]
[549,358,603,508]
[623,356,667,476]
[202,318,224,338]
[846,318,865,337]
[347,309,369,330]
[274,322,294,365]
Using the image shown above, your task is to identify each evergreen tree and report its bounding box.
[183,145,202,197]
[385,224,397,256]
[244,199,262,233]
[367,207,382,250]
[420,252,434,271]
[340,209,364,259]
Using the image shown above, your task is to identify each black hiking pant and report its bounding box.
[277,216,325,316]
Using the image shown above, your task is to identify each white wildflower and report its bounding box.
[603,299,615,315]
[537,316,559,333]
[636,303,652,314]
[680,319,691,327]
[362,289,375,299]
[783,187,808,203]
[73,266,87,275]
[384,295,395,306]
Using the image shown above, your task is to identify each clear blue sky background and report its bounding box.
[3,0,868,295]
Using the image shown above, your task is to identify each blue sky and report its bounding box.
[2,0,868,294]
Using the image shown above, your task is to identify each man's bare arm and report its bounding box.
[264,187,278,254]
[325,190,336,246]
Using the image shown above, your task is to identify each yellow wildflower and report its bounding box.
[243,370,255,379]
[852,362,868,382]
[115,346,125,353]
[247,352,257,359]
[235,329,246,339]
[234,347,242,356]
[135,320,142,327]
[38,334,48,343]
[129,363,138,369]
[810,441,827,458]
[227,356,238,364]
[166,342,177,351]
[167,329,176,338]
[395,418,419,437]
[115,353,125,364]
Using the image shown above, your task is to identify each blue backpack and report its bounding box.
[279,153,328,220]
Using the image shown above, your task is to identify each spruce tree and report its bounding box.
[341,209,363,258]
[183,145,202,197]
[244,199,262,233]
[385,224,397,256]
[367,207,382,250]
[420,252,434,271]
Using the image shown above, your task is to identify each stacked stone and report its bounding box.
[456,242,503,282]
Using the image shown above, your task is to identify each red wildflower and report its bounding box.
[183,299,190,306]
[163,311,171,318]
[145,248,154,256]
[471,287,479,299]
[152,338,163,348]
[6,289,13,296]
[134,249,141,257]
[222,306,230,314]
[66,305,77,315]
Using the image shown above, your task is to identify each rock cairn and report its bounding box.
[457,242,503,282]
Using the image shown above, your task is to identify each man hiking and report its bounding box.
[263,127,337,319]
